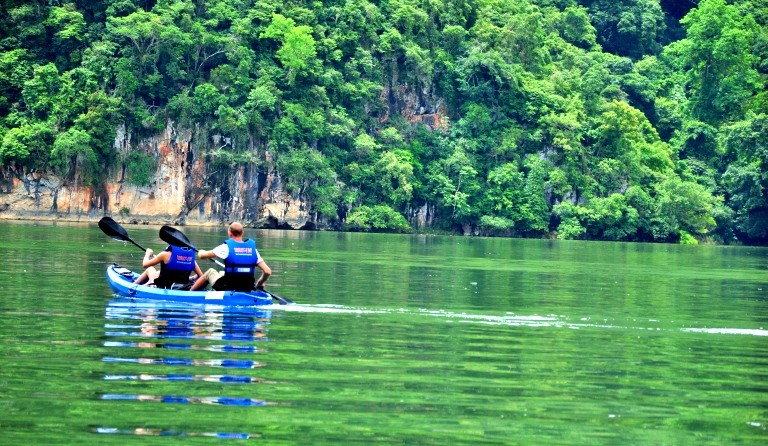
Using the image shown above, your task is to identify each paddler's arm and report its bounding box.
[198,249,218,259]
[192,262,204,278]
[142,249,168,267]
[199,243,227,260]
[255,261,271,290]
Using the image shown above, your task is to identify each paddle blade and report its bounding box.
[160,225,197,251]
[264,289,293,305]
[98,216,147,251]
[99,216,129,241]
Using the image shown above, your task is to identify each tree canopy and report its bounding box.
[0,0,766,243]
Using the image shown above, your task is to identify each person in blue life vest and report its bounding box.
[189,222,271,292]
[134,245,204,289]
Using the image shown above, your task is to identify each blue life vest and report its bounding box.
[156,245,195,288]
[216,238,258,291]
[166,245,196,271]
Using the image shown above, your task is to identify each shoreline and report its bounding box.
[0,213,224,228]
[0,213,737,246]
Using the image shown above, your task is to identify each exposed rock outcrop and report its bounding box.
[0,77,450,230]
[0,121,314,229]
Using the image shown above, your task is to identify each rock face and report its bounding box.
[380,79,449,131]
[0,121,314,229]
[0,84,450,230]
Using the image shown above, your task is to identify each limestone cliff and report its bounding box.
[0,121,314,229]
[0,78,449,230]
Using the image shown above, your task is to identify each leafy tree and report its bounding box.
[277,146,340,219]
[22,63,62,121]
[426,142,482,226]
[670,119,719,163]
[45,4,87,47]
[345,204,410,232]
[553,201,587,239]
[583,0,667,59]
[2,4,48,56]
[653,176,720,240]
[483,162,526,226]
[553,194,639,240]
[372,150,415,208]
[0,49,31,115]
[592,100,673,190]
[671,0,761,125]
[353,133,379,160]
[559,6,598,49]
[721,114,768,243]
[241,83,278,137]
[261,14,317,83]
[124,149,158,187]
[520,154,552,233]
[0,122,54,169]
[50,127,96,185]
[585,194,641,240]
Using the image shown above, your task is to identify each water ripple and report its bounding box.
[103,373,270,383]
[102,340,265,353]
[273,304,768,336]
[103,329,268,341]
[101,357,263,368]
[93,427,257,439]
[680,327,768,336]
[100,394,269,406]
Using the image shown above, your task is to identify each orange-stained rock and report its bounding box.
[0,122,314,229]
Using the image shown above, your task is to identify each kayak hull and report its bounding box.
[106,264,272,307]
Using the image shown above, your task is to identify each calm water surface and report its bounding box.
[0,221,766,445]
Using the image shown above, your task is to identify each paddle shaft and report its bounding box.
[124,238,147,251]
[191,246,226,268]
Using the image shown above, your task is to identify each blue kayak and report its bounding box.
[106,264,272,306]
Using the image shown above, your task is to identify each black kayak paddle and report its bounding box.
[159,224,224,267]
[98,216,147,251]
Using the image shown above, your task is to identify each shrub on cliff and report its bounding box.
[344,205,411,233]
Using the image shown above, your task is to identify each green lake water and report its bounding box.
[0,220,766,445]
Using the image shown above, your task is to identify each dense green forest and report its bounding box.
[0,0,766,244]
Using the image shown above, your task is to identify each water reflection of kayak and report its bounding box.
[106,264,272,306]
[102,357,263,368]
[99,294,274,437]
[101,394,268,406]
[105,297,271,342]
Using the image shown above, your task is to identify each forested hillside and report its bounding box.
[0,0,766,244]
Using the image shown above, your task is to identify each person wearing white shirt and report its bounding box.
[189,222,271,291]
